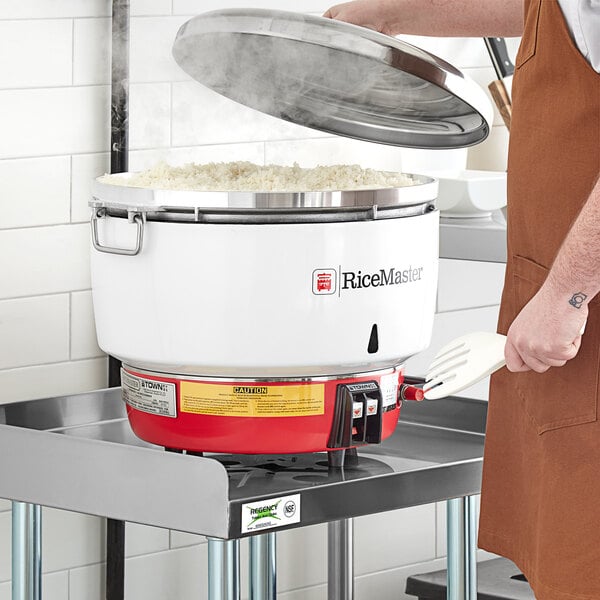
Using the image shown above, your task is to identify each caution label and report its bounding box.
[180,382,324,417]
[122,370,177,418]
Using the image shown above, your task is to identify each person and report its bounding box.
[324,2,600,598]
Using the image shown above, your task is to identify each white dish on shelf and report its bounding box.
[434,170,507,218]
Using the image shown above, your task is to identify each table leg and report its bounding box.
[11,502,41,600]
[207,537,240,600]
[249,532,276,600]
[328,518,354,600]
[446,496,478,600]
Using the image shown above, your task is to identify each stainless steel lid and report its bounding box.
[172,9,493,149]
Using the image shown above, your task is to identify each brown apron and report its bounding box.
[478,1,600,598]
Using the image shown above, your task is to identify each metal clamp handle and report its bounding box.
[91,208,144,256]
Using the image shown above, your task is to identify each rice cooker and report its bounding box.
[90,9,493,454]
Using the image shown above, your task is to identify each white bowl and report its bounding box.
[435,170,507,218]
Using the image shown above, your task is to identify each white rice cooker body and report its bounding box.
[90,183,439,378]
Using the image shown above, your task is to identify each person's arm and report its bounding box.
[324,0,523,37]
[505,176,600,373]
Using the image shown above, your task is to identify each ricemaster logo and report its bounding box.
[313,265,425,296]
[342,266,424,290]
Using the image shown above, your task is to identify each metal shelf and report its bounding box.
[440,212,507,263]
[0,387,485,540]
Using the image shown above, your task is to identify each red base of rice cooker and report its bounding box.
[121,367,404,454]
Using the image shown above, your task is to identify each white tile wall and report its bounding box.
[354,504,436,575]
[0,1,173,19]
[0,2,112,19]
[71,291,103,360]
[0,357,107,404]
[73,18,111,87]
[0,571,69,600]
[0,157,71,229]
[169,529,206,550]
[131,17,190,83]
[68,562,105,600]
[173,0,334,14]
[0,20,73,90]
[42,509,106,573]
[70,545,211,600]
[0,224,90,299]
[0,4,513,599]
[130,83,172,149]
[0,86,110,160]
[71,153,111,222]
[0,513,10,582]
[171,82,323,147]
[130,0,173,17]
[129,142,265,171]
[276,525,328,590]
[125,523,170,558]
[437,259,506,312]
[0,295,70,370]
[467,125,511,172]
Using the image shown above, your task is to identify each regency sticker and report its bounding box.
[241,494,301,534]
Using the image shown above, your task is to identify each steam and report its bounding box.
[171,10,473,147]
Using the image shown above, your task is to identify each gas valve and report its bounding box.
[399,384,425,402]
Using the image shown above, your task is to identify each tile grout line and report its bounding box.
[169,82,173,148]
[0,139,287,163]
[0,355,107,374]
[69,154,74,223]
[435,302,501,315]
[71,18,75,85]
[0,78,192,92]
[0,221,90,232]
[0,288,91,303]
[68,292,72,361]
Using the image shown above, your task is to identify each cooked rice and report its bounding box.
[100,161,415,192]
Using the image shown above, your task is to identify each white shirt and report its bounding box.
[557,0,600,72]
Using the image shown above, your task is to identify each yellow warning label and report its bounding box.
[180,382,325,417]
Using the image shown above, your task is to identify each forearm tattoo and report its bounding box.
[568,292,588,309]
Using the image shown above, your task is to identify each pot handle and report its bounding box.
[91,208,144,256]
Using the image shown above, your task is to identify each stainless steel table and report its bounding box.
[0,386,486,600]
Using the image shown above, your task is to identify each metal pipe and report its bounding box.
[327,519,354,600]
[446,496,478,600]
[111,0,130,175]
[106,518,125,600]
[208,538,240,600]
[107,2,130,599]
[249,533,276,600]
[12,502,42,600]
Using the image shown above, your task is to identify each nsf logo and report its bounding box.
[284,500,297,518]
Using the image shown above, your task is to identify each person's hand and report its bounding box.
[504,283,587,373]
[324,0,399,36]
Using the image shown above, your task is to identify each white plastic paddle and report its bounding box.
[423,332,507,400]
[424,323,586,400]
